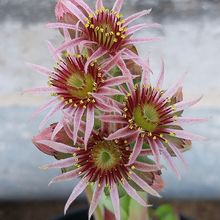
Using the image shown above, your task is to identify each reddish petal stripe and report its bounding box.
[175,117,208,124]
[36,140,77,154]
[24,87,63,94]
[47,23,83,31]
[133,161,160,172]
[127,23,161,35]
[157,141,181,179]
[123,37,161,46]
[156,59,165,89]
[106,126,138,140]
[96,0,104,10]
[73,107,85,144]
[61,0,86,24]
[39,102,65,130]
[98,87,123,96]
[162,72,188,99]
[124,9,152,26]
[128,136,143,165]
[55,37,84,54]
[51,120,64,140]
[104,76,129,87]
[98,115,126,124]
[89,183,105,220]
[140,149,152,156]
[112,0,124,13]
[73,0,94,15]
[122,179,147,207]
[40,157,76,170]
[165,129,206,141]
[47,41,61,61]
[84,106,95,148]
[110,183,120,220]
[130,172,160,197]
[26,63,52,76]
[30,98,58,120]
[85,47,107,73]
[175,96,203,111]
[64,177,89,214]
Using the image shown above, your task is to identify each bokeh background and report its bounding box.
[0,0,220,219]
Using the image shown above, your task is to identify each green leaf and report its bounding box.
[153,204,179,220]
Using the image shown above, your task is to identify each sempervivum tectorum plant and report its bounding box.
[27,45,131,146]
[48,0,160,71]
[35,124,164,220]
[101,61,206,177]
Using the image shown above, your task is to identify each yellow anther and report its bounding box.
[110,31,114,35]
[169,132,176,137]
[74,104,78,108]
[160,134,164,138]
[167,98,172,103]
[89,14,93,18]
[98,183,101,187]
[90,62,94,66]
[83,105,87,109]
[105,33,110,37]
[148,132,152,137]
[87,98,91,102]
[69,99,73,103]
[98,73,102,77]
[60,97,65,101]
[95,26,100,31]
[126,147,130,151]
[65,101,69,105]
[129,171,133,174]
[124,140,128,144]
[85,23,89,28]
[119,27,124,31]
[100,28,104,32]
[78,171,82,175]
[90,24,95,29]
[116,32,121,36]
[92,99,96,103]
[131,165,136,170]
[121,35,126,39]
[164,139,168,144]
[129,125,133,129]
[172,105,177,111]
[141,133,145,138]
[121,19,125,24]
[80,100,84,104]
[123,107,128,112]
[153,136,157,140]
[115,139,119,144]
[76,54,81,58]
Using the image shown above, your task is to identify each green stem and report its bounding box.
[85,185,103,220]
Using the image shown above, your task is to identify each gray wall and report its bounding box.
[0,0,219,200]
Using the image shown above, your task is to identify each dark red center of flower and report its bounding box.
[73,134,131,185]
[123,86,176,140]
[48,55,104,109]
[84,8,128,52]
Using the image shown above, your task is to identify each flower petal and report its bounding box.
[26,63,53,76]
[98,87,123,96]
[73,0,93,15]
[112,0,124,13]
[156,59,165,89]
[133,161,160,172]
[98,115,126,124]
[47,41,61,61]
[175,117,208,124]
[107,126,138,140]
[104,76,130,87]
[128,136,143,165]
[89,183,105,220]
[47,22,83,31]
[73,107,85,144]
[127,23,161,35]
[110,182,120,220]
[96,0,104,10]
[35,140,77,154]
[64,177,89,214]
[148,139,160,164]
[124,9,152,26]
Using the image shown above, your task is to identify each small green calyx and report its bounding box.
[67,73,94,99]
[133,104,160,132]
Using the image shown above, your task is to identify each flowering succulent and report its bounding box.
[29,0,205,220]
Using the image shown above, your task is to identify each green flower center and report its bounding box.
[133,104,160,132]
[92,140,121,170]
[66,73,95,99]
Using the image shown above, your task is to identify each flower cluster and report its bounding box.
[29,0,205,219]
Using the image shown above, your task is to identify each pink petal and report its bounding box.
[104,76,130,87]
[157,141,181,179]
[112,0,124,13]
[124,9,152,26]
[140,149,152,156]
[84,106,95,147]
[140,57,150,88]
[175,96,203,112]
[89,182,105,220]
[98,87,123,96]
[168,142,188,167]
[123,37,161,46]
[64,177,89,214]
[96,0,104,10]
[98,115,126,124]
[47,41,61,61]
[165,129,206,141]
[110,182,120,220]
[39,102,64,130]
[128,136,143,165]
[130,172,160,197]
[85,48,107,73]
[51,120,64,140]
[175,117,208,124]
[148,139,160,164]
[156,59,165,89]
[122,179,147,207]
[40,157,76,170]
[26,63,52,76]
[35,140,77,154]
[46,22,83,31]
[106,126,138,140]
[102,50,124,73]
[55,37,85,54]
[61,0,86,24]
[162,72,187,99]
[24,87,62,94]
[30,98,58,119]
[73,107,85,144]
[127,23,161,35]
[133,161,160,172]
[73,0,93,15]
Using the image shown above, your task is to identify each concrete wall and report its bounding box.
[0,0,219,200]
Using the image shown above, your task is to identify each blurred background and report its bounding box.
[0,0,220,219]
